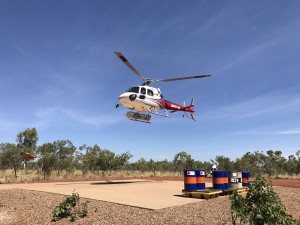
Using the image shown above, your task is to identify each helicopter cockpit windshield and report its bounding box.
[126,86,139,93]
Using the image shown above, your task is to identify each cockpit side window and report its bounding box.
[126,87,139,93]
[147,89,154,96]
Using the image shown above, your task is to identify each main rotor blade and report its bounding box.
[114,51,145,80]
[157,74,212,82]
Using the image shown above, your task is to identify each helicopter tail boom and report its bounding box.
[161,98,195,120]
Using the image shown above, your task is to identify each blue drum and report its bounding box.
[223,171,229,190]
[242,171,251,187]
[184,170,197,191]
[212,171,224,190]
[196,170,206,190]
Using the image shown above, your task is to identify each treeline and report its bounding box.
[0,128,300,179]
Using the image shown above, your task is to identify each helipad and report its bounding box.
[0,180,211,209]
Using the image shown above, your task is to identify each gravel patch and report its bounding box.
[0,187,299,225]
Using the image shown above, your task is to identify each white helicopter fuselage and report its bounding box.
[118,86,162,112]
[114,51,211,122]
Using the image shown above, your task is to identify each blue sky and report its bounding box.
[1,1,300,162]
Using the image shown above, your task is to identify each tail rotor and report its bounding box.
[183,98,196,121]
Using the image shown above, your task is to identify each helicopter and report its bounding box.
[115,51,211,123]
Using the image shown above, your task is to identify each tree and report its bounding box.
[53,140,76,175]
[80,145,132,176]
[134,158,148,173]
[97,149,116,176]
[148,159,157,176]
[37,143,56,179]
[156,159,172,173]
[0,143,22,177]
[16,128,39,154]
[215,155,233,171]
[296,150,300,175]
[114,152,132,170]
[235,151,265,177]
[286,155,297,176]
[230,177,297,225]
[79,144,101,173]
[172,151,194,174]
[73,148,86,176]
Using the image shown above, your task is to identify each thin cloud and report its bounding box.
[213,12,300,75]
[204,89,300,121]
[0,119,23,132]
[213,39,280,74]
[34,107,123,128]
[274,129,300,135]
[0,112,30,132]
[228,128,300,136]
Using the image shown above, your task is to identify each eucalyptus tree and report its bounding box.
[235,151,265,177]
[37,143,56,179]
[214,155,234,171]
[0,143,22,177]
[16,128,39,154]
[80,144,132,176]
[172,151,194,174]
[114,152,132,170]
[156,159,172,173]
[296,150,300,175]
[97,149,117,176]
[133,158,148,172]
[53,140,76,175]
[79,144,102,173]
[286,155,297,176]
[193,160,212,173]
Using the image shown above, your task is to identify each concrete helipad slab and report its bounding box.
[0,180,209,209]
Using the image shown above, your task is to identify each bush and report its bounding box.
[52,190,88,222]
[230,177,299,225]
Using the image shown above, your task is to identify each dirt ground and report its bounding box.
[0,176,299,225]
[25,176,300,188]
[268,178,300,188]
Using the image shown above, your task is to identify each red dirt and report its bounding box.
[268,178,300,188]
[142,176,300,188]
[14,176,300,188]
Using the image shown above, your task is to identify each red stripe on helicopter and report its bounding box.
[157,100,194,112]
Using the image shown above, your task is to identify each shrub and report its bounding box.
[230,177,298,225]
[52,190,88,222]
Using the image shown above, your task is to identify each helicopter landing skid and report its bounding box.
[150,109,171,118]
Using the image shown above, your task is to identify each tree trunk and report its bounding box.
[13,165,17,178]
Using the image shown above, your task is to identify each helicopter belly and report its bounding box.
[119,95,161,112]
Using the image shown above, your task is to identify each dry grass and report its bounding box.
[1,169,299,184]
[0,169,180,183]
[271,174,300,180]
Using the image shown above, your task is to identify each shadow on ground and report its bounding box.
[90,180,153,185]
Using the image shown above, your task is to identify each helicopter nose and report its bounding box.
[118,93,128,101]
[118,92,138,109]
[118,93,129,105]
